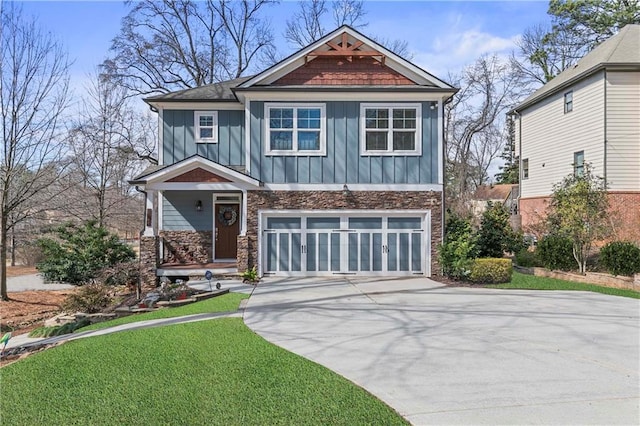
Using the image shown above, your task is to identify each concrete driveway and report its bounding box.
[244,277,639,425]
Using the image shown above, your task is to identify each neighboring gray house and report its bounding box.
[511,24,640,242]
[130,26,457,286]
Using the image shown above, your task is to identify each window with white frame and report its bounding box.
[564,91,573,114]
[266,103,326,155]
[522,158,529,179]
[573,150,584,177]
[195,111,218,143]
[361,104,422,155]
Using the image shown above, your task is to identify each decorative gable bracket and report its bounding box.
[305,32,386,64]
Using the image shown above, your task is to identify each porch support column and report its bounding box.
[143,189,157,237]
[237,189,250,272]
[140,188,159,288]
[240,189,248,235]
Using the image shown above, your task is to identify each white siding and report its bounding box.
[606,71,640,191]
[520,71,605,198]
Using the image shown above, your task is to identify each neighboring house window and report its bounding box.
[522,158,529,179]
[564,91,573,114]
[265,103,326,155]
[195,111,218,143]
[574,151,584,177]
[360,103,422,155]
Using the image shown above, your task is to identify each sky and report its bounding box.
[18,0,552,87]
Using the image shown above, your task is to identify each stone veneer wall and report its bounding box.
[160,230,213,264]
[520,192,640,243]
[245,190,443,275]
[139,236,159,288]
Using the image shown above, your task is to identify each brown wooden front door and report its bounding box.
[215,203,240,259]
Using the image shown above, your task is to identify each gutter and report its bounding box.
[603,70,608,186]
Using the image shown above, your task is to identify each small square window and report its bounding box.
[195,111,218,143]
[574,151,584,177]
[522,158,529,180]
[564,91,573,114]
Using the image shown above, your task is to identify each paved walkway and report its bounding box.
[4,279,254,351]
[244,277,640,425]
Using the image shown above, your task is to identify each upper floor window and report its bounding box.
[265,103,326,155]
[195,111,218,143]
[564,91,573,114]
[574,151,584,177]
[522,158,529,179]
[361,103,422,155]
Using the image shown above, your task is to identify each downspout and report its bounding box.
[603,69,607,187]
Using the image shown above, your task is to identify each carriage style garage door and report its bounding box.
[260,211,430,276]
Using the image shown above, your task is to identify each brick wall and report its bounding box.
[520,191,640,243]
[245,190,443,275]
[139,236,159,288]
[160,230,213,264]
[273,57,416,86]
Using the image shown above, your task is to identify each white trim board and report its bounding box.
[263,183,442,191]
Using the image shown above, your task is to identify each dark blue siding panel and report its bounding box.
[430,103,439,182]
[382,157,394,183]
[407,156,420,184]
[250,102,263,180]
[370,157,382,184]
[310,157,323,182]
[162,109,243,166]
[298,157,310,183]
[394,157,407,183]
[332,102,346,183]
[163,191,213,231]
[345,102,359,183]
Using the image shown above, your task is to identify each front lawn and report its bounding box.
[1,318,406,425]
[489,271,640,299]
[77,292,250,332]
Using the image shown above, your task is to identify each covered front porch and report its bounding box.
[129,155,261,286]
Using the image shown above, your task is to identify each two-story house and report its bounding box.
[130,26,457,286]
[511,24,640,242]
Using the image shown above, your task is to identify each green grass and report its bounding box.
[77,292,250,332]
[488,271,640,299]
[1,318,406,425]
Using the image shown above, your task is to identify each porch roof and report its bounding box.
[129,155,261,190]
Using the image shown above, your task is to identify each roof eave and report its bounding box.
[511,62,640,114]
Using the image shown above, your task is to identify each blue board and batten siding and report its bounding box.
[162,102,439,184]
[249,101,439,184]
[163,191,214,231]
[163,110,245,165]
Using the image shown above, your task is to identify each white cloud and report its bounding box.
[412,29,519,77]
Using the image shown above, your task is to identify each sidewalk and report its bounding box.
[4,279,254,352]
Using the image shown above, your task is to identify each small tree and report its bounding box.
[438,213,477,279]
[476,202,520,258]
[37,221,135,285]
[546,164,610,274]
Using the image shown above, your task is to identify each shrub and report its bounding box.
[469,258,513,283]
[62,284,113,314]
[37,221,135,285]
[476,202,520,257]
[97,261,140,288]
[537,235,575,271]
[438,214,477,279]
[600,241,640,276]
[514,249,542,267]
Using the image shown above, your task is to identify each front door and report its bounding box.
[215,203,240,259]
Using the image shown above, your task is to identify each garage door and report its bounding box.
[261,212,429,276]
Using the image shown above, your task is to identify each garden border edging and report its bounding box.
[514,266,640,291]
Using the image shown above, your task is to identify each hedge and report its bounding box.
[469,258,512,284]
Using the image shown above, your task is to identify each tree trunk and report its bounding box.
[10,227,16,266]
[1,214,9,301]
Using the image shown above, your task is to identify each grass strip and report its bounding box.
[1,318,407,425]
[78,292,250,332]
[488,271,640,299]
